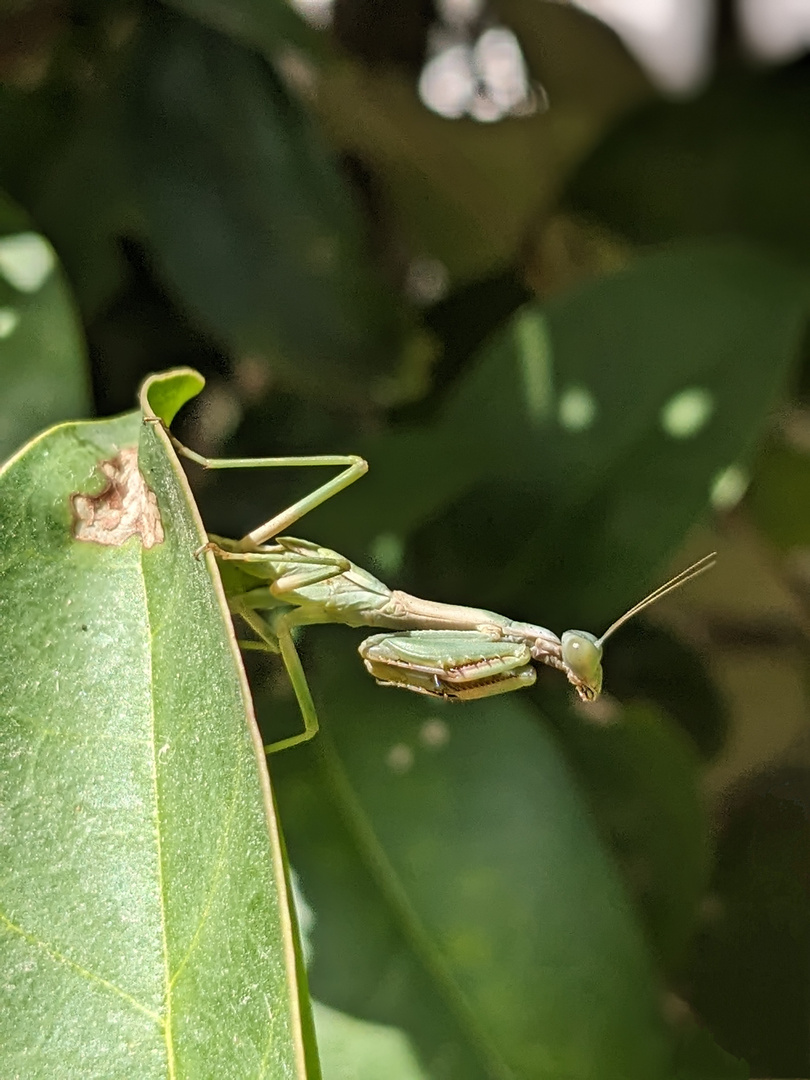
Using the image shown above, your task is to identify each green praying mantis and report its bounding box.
[165,431,715,753]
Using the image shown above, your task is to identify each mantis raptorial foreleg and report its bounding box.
[166,430,715,752]
[360,630,538,701]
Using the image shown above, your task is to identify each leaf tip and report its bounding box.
[139,367,205,427]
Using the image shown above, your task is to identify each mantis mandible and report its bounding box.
[167,433,715,753]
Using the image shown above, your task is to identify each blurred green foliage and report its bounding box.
[1,1,809,1077]
[0,192,89,459]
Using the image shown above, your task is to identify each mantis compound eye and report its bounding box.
[561,630,603,699]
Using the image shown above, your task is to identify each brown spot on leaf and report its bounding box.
[72,448,164,548]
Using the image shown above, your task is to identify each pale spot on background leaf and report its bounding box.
[0,308,19,338]
[558,385,597,431]
[386,743,415,774]
[710,464,749,511]
[419,718,451,749]
[0,232,56,293]
[660,387,714,438]
[515,309,554,424]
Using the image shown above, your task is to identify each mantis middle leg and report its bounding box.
[236,606,322,753]
[169,434,368,551]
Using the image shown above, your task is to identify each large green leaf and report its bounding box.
[0,191,90,461]
[124,5,410,401]
[0,372,314,1077]
[548,700,709,972]
[270,643,673,1080]
[314,1001,427,1080]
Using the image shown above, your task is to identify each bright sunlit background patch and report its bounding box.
[289,0,810,113]
[571,0,715,92]
[419,23,539,121]
[738,0,810,61]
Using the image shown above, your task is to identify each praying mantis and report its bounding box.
[167,431,715,753]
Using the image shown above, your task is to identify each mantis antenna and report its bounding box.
[596,551,716,648]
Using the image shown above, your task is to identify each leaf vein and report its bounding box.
[143,567,176,1079]
[0,908,162,1023]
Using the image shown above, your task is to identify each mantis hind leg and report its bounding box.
[168,434,367,551]
[237,608,320,753]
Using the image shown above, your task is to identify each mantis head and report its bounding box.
[559,552,716,702]
[561,630,603,700]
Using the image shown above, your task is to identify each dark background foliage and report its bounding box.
[2,0,809,1076]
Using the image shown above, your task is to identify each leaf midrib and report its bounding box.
[142,549,176,1079]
